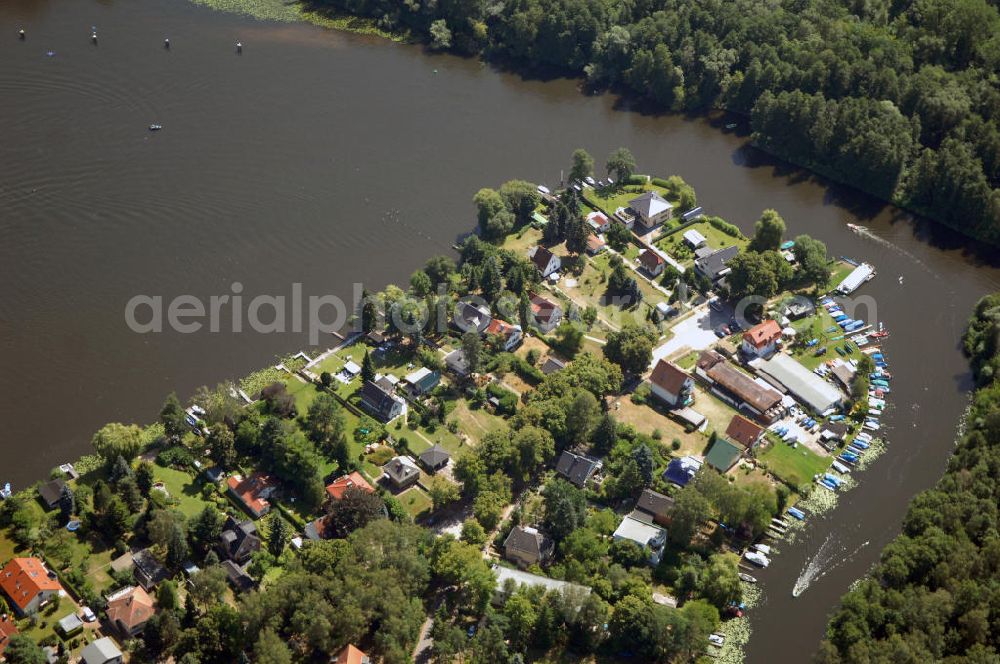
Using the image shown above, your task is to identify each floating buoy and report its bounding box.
[18,29,25,40]
[235,41,242,54]
[164,38,170,49]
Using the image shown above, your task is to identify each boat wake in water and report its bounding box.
[792,535,870,597]
[846,223,935,276]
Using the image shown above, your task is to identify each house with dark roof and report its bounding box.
[504,526,554,568]
[227,472,277,519]
[649,359,693,407]
[528,246,562,278]
[453,300,493,335]
[555,451,602,488]
[726,414,764,449]
[634,489,675,527]
[37,478,67,510]
[785,298,816,320]
[628,191,673,229]
[527,292,563,333]
[418,445,451,473]
[359,379,405,422]
[540,356,566,375]
[221,560,254,593]
[105,585,155,638]
[0,557,62,615]
[705,438,744,473]
[694,246,739,283]
[637,249,665,277]
[132,549,169,591]
[382,456,420,491]
[218,515,261,564]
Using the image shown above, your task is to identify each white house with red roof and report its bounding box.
[586,211,611,233]
[0,558,62,615]
[486,318,523,352]
[741,320,782,359]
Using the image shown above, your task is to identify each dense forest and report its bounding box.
[308,0,1000,245]
[817,293,1000,662]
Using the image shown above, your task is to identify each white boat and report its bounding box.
[0,483,10,499]
[709,633,726,647]
[753,544,771,555]
[745,550,770,567]
[149,124,163,131]
[738,572,758,584]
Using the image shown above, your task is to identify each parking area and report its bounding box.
[651,301,736,364]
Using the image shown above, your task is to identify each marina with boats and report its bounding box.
[736,257,892,595]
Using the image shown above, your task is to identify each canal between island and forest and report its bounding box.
[1,0,999,660]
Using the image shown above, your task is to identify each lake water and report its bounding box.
[2,0,999,660]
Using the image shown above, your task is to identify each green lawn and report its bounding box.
[283,376,323,414]
[152,465,213,518]
[825,260,857,292]
[675,351,700,370]
[583,181,675,218]
[759,439,831,488]
[398,487,432,519]
[789,307,866,370]
[501,225,544,255]
[656,219,748,265]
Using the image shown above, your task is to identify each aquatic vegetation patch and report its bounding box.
[187,0,302,22]
[185,0,407,41]
[239,364,287,397]
[715,582,763,664]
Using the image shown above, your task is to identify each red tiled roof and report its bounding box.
[334,644,369,664]
[0,558,61,611]
[726,414,764,447]
[325,472,374,501]
[649,360,690,395]
[0,614,18,658]
[486,318,518,338]
[743,320,782,349]
[106,586,155,632]
[227,473,275,516]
